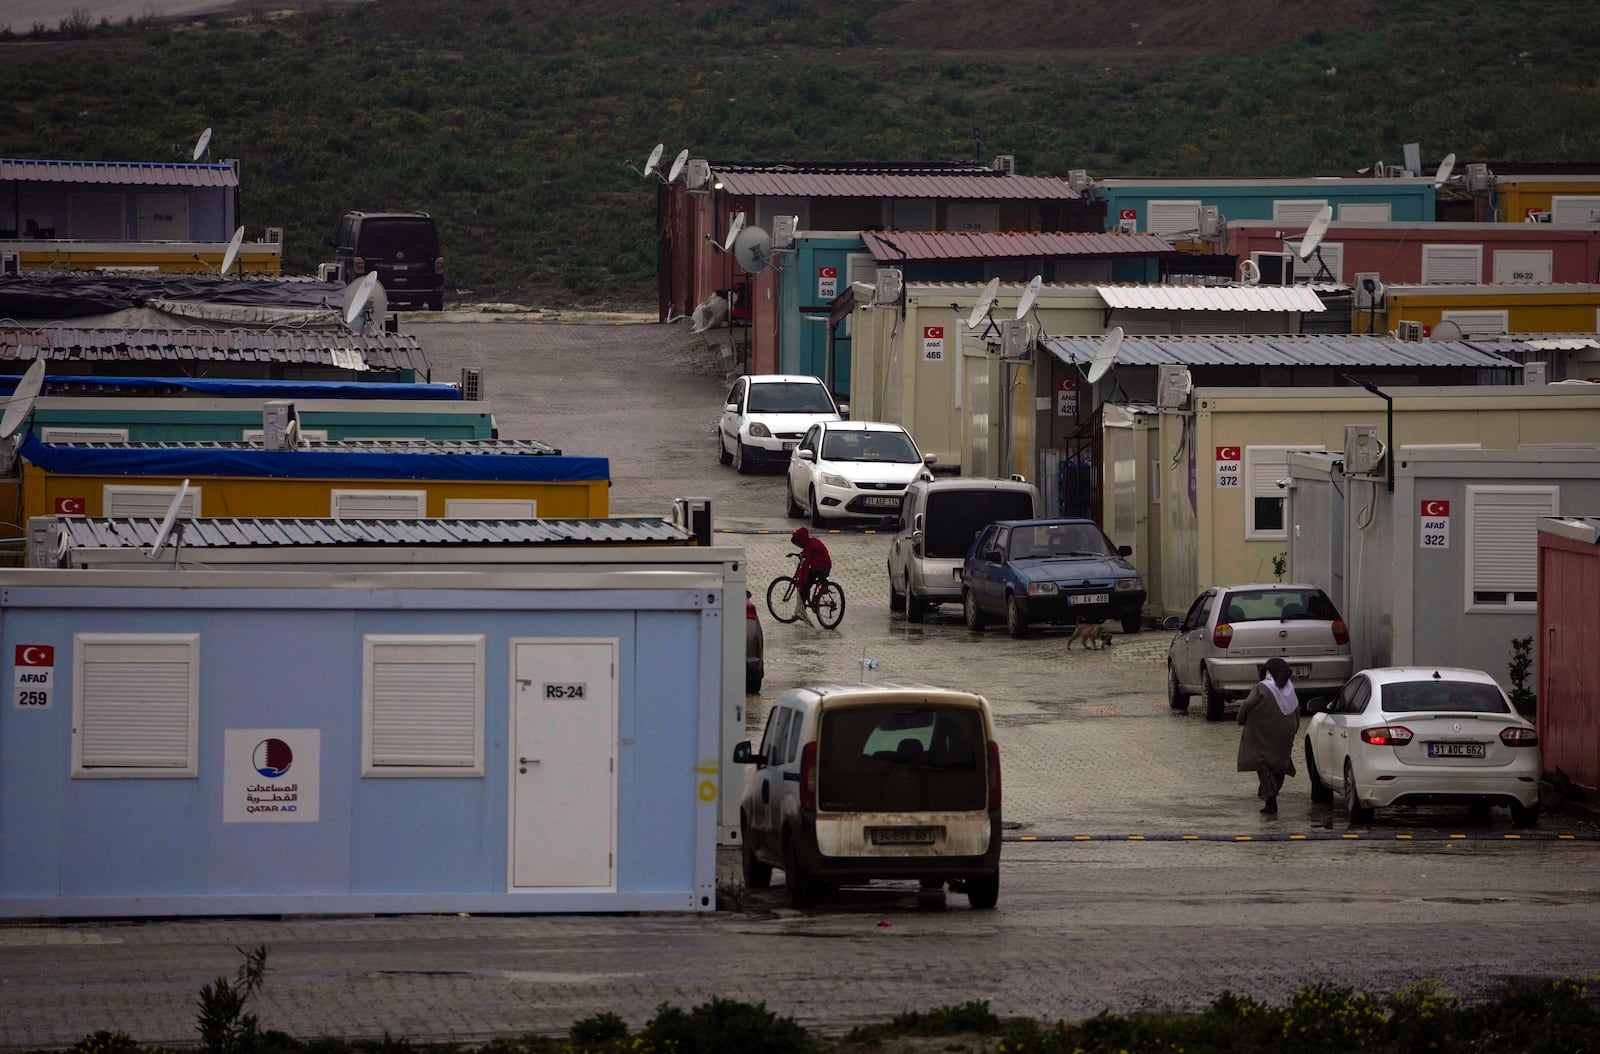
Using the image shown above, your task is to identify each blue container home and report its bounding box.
[1097,177,1440,236]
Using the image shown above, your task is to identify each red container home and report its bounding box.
[1536,516,1600,800]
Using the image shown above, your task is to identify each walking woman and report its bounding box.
[1237,657,1299,814]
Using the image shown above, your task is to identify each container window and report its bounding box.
[72,634,200,777]
[363,635,485,776]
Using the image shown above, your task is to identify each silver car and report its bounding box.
[1167,583,1352,721]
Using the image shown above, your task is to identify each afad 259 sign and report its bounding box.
[14,644,55,709]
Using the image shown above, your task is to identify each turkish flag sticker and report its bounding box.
[924,326,943,339]
[1216,446,1241,461]
[1421,500,1451,517]
[818,266,838,278]
[15,644,55,667]
[55,497,85,515]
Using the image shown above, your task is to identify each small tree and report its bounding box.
[1271,551,1288,582]
[1508,636,1536,718]
[196,944,269,1054]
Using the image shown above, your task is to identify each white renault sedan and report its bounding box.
[1304,666,1541,826]
[786,420,934,526]
[718,374,842,475]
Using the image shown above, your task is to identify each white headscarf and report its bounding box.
[1263,672,1299,716]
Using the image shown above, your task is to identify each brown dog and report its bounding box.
[1067,622,1114,650]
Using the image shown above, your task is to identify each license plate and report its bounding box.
[1292,664,1311,678]
[870,826,941,845]
[1427,742,1486,758]
[1068,593,1110,605]
[865,496,900,508]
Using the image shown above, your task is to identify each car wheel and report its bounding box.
[785,482,803,519]
[809,488,827,529]
[1120,614,1142,634]
[1343,760,1374,823]
[717,431,733,466]
[965,870,999,910]
[963,589,987,631]
[784,833,818,909]
[734,442,754,475]
[745,671,762,694]
[1305,738,1333,804]
[905,576,927,623]
[741,819,771,889]
[1510,801,1541,828]
[1202,669,1227,722]
[888,567,905,613]
[1006,595,1029,638]
[428,293,444,312]
[1167,662,1191,712]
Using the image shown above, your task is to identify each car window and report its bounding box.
[1183,592,1212,630]
[781,708,804,764]
[1381,680,1510,714]
[1218,588,1340,623]
[356,219,439,257]
[822,429,919,463]
[758,706,784,761]
[1008,523,1110,559]
[725,380,743,409]
[991,526,1010,558]
[1347,678,1372,714]
[770,707,795,764]
[921,489,1035,559]
[747,382,835,414]
[817,705,986,812]
[798,426,817,453]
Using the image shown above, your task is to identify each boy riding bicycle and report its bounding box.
[790,527,832,625]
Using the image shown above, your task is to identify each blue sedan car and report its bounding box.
[960,518,1146,638]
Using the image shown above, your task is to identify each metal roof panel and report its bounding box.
[0,327,428,375]
[52,516,691,549]
[862,230,1173,261]
[1095,285,1328,312]
[712,171,1079,200]
[0,158,238,188]
[1041,334,1525,368]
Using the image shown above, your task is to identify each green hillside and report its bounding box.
[3,0,1598,307]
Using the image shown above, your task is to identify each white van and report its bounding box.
[732,683,1002,909]
[887,477,1040,621]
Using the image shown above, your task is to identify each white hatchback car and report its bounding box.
[1304,666,1541,826]
[718,374,842,475]
[786,420,934,526]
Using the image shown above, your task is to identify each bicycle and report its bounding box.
[766,553,846,629]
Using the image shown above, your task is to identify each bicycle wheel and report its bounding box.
[766,576,801,623]
[812,581,846,629]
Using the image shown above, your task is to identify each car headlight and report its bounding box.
[820,472,852,489]
[1115,577,1143,592]
[1028,582,1058,596]
[748,423,772,438]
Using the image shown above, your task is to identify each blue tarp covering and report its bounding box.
[0,376,461,400]
[19,436,608,483]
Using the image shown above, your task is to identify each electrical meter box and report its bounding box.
[1344,424,1381,475]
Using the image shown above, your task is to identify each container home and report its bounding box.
[1535,516,1600,800]
[1492,175,1600,224]
[1096,178,1439,242]
[1372,284,1600,341]
[0,565,725,917]
[30,396,494,444]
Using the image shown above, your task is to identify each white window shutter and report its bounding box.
[103,486,201,518]
[40,427,130,443]
[845,252,877,290]
[75,636,199,774]
[1470,488,1557,593]
[1421,245,1483,284]
[331,490,427,519]
[1338,203,1391,222]
[365,637,484,774]
[1439,311,1508,337]
[1147,200,1201,236]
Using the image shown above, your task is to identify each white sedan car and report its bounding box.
[1304,666,1541,826]
[717,374,842,475]
[786,420,934,526]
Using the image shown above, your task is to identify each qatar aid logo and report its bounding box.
[252,738,294,779]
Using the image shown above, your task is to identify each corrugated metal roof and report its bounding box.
[0,158,238,188]
[1096,285,1328,312]
[51,438,560,455]
[1521,336,1600,350]
[1041,334,1527,369]
[1383,284,1600,296]
[712,170,1079,200]
[0,327,428,375]
[862,230,1174,261]
[52,516,692,549]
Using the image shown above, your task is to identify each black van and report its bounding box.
[330,212,444,311]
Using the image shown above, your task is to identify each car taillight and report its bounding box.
[1331,619,1350,646]
[433,257,444,274]
[912,536,923,559]
[1361,725,1414,746]
[1212,623,1233,648]
[986,740,1002,811]
[799,741,817,813]
[746,599,758,621]
[1499,726,1539,747]
[353,257,366,274]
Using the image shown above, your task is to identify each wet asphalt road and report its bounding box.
[2,317,1598,1049]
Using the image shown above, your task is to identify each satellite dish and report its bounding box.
[966,277,1001,330]
[1015,275,1042,319]
[218,226,245,277]
[1429,319,1464,342]
[722,212,746,253]
[1239,258,1261,285]
[1085,326,1124,386]
[1433,152,1457,187]
[732,225,774,274]
[0,359,47,440]
[643,143,665,179]
[1297,206,1333,261]
[1372,159,1384,179]
[343,272,380,328]
[148,480,191,559]
[192,127,212,162]
[666,149,689,184]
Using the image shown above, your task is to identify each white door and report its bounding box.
[510,639,617,889]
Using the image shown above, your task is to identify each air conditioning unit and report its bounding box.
[1,251,18,275]
[1252,251,1296,285]
[261,401,299,450]
[317,262,343,283]
[1525,210,1551,224]
[1523,361,1548,386]
[1198,205,1221,239]
[1353,272,1385,308]
[1465,162,1492,193]
[1067,169,1091,192]
[873,267,903,305]
[683,158,711,190]
[772,215,798,249]
[1395,320,1425,341]
[1344,424,1381,474]
[461,367,484,401]
[1156,364,1192,409]
[1383,164,1408,178]
[992,154,1015,175]
[998,318,1029,359]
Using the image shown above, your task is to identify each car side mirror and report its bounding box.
[838,403,850,420]
[1303,697,1328,714]
[796,449,815,462]
[923,453,937,466]
[724,402,738,413]
[732,741,766,766]
[1117,544,1133,557]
